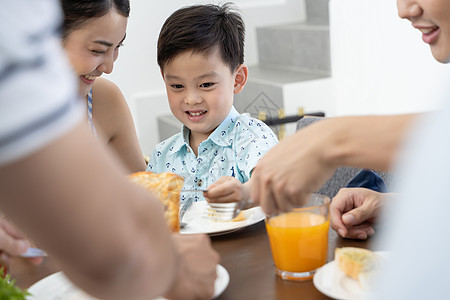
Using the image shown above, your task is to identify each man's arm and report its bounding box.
[0,122,177,300]
[323,115,415,171]
[251,114,417,214]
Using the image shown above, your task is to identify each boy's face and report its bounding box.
[162,48,247,142]
[397,0,450,63]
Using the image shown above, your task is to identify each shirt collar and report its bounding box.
[169,106,240,155]
[167,130,189,156]
[208,106,240,147]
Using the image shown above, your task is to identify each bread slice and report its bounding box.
[335,247,380,280]
[128,171,184,232]
[358,269,378,291]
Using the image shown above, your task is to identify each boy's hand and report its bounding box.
[165,234,219,300]
[205,176,250,203]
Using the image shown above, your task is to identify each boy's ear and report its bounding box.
[233,64,248,94]
[160,69,165,81]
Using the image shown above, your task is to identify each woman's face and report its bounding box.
[62,9,128,97]
[397,0,450,63]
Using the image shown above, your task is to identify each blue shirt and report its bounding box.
[147,106,278,202]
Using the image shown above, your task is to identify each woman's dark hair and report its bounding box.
[157,3,245,72]
[60,0,130,39]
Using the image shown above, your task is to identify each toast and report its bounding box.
[335,247,384,290]
[128,171,184,232]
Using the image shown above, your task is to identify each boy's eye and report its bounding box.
[200,82,215,88]
[171,84,184,89]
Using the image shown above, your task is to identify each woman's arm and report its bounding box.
[92,78,146,173]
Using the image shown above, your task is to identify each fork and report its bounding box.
[208,198,255,221]
[179,197,194,228]
[181,189,208,193]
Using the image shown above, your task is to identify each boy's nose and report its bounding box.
[184,93,203,105]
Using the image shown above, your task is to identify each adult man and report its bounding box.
[0,1,218,299]
[252,0,450,297]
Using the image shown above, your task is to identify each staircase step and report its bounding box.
[257,22,330,73]
[305,0,329,23]
[246,65,329,85]
[234,65,332,119]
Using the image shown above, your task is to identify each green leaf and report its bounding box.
[0,267,30,300]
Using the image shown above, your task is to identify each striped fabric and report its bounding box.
[0,0,84,165]
[87,89,97,136]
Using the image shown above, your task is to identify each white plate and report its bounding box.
[28,264,229,300]
[180,201,266,236]
[313,251,386,300]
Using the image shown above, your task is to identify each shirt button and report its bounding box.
[197,180,203,186]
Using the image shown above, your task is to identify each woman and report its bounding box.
[62,0,146,173]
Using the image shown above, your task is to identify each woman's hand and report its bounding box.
[0,217,44,266]
[330,188,386,240]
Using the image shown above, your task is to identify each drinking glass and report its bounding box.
[265,193,330,280]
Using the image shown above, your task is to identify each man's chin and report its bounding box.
[430,47,450,64]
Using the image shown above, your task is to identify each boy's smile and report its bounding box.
[162,47,247,148]
[186,110,208,120]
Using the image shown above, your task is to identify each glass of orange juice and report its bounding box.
[265,193,330,281]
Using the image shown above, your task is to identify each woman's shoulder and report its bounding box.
[90,77,133,140]
[91,77,129,114]
[92,77,123,101]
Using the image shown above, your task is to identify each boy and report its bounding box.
[147,3,278,203]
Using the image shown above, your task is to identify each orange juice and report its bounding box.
[266,211,329,274]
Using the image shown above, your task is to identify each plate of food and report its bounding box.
[27,264,229,300]
[180,201,266,236]
[313,247,387,300]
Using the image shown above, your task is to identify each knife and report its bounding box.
[20,247,47,258]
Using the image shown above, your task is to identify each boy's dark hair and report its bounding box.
[157,3,245,72]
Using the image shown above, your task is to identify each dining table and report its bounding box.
[9,220,382,299]
[212,221,381,299]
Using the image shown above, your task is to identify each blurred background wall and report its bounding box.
[330,0,449,116]
[104,0,450,155]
